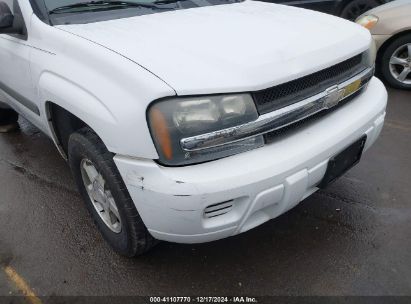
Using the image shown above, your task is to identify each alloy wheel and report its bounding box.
[389,43,411,85]
[80,159,122,233]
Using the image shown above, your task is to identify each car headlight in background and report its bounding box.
[148,94,264,166]
[356,15,379,30]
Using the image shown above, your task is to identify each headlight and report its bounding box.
[356,15,379,30]
[367,39,377,67]
[148,94,264,166]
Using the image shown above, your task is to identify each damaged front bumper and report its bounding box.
[114,77,387,244]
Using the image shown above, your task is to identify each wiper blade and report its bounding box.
[153,0,242,5]
[153,0,190,4]
[49,1,167,14]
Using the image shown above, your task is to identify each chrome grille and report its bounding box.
[264,88,365,144]
[252,53,366,115]
[180,67,374,154]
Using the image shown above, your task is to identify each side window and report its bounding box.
[1,0,28,39]
[3,0,14,13]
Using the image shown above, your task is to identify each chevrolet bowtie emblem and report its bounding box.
[323,85,345,109]
[323,79,363,109]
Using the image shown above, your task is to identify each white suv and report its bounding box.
[0,0,387,256]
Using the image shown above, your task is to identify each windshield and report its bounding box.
[45,0,163,11]
[42,0,242,24]
[43,0,240,12]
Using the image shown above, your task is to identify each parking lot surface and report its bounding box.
[0,88,410,297]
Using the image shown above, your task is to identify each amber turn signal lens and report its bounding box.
[149,108,173,160]
[356,15,379,30]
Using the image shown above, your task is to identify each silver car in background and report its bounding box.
[357,0,411,89]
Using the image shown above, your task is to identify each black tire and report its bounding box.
[68,127,157,257]
[340,0,380,20]
[379,34,411,90]
[0,108,18,126]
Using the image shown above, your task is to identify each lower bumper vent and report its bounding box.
[204,200,234,219]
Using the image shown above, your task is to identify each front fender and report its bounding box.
[30,15,176,159]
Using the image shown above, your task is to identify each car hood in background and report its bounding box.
[57,1,371,95]
[365,0,411,15]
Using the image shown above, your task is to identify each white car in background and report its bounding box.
[0,0,387,256]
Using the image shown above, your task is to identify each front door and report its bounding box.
[0,0,41,125]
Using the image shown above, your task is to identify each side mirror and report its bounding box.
[0,2,14,29]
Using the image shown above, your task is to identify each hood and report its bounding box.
[58,0,371,95]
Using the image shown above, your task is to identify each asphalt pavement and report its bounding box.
[0,87,410,297]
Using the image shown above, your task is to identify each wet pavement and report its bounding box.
[0,88,410,296]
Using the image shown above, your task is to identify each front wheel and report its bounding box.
[68,127,157,257]
[379,34,411,90]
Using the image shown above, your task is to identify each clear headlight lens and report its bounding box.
[148,94,263,166]
[356,15,379,30]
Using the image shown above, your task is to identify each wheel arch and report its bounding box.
[336,0,386,18]
[335,0,354,15]
[39,71,120,159]
[45,102,88,159]
[376,30,411,64]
